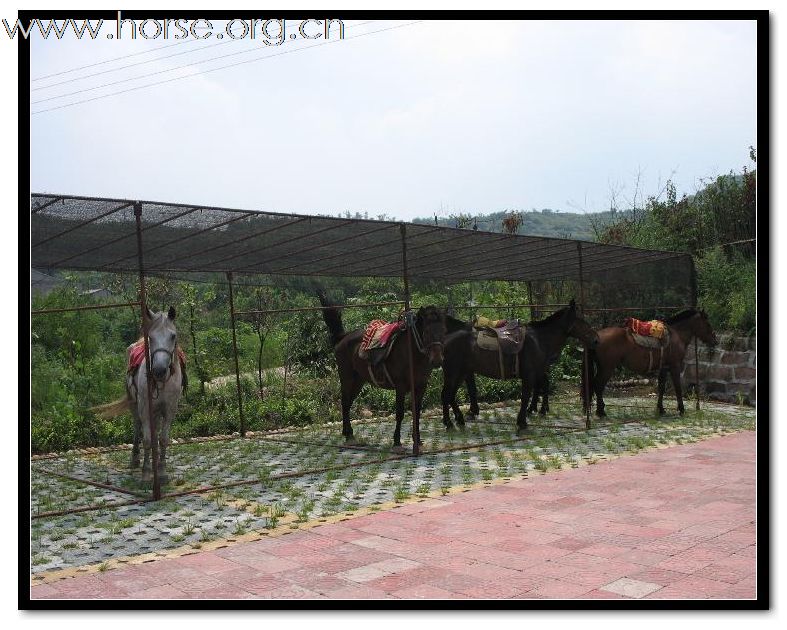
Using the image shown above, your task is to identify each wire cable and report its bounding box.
[31,21,424,115]
[31,20,375,92]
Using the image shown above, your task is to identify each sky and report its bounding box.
[29,19,757,221]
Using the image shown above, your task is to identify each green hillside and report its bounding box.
[412,208,622,241]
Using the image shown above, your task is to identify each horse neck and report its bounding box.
[532,321,570,353]
[669,318,697,346]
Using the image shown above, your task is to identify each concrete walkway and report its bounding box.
[30,431,757,600]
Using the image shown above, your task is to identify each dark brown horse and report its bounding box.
[583,308,717,417]
[317,291,448,453]
[442,300,599,435]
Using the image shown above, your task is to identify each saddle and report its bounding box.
[473,317,525,378]
[473,318,525,355]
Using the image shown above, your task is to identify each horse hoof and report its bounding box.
[444,423,456,433]
[391,445,407,455]
[129,459,140,470]
[516,426,529,437]
[465,414,476,423]
[539,409,548,417]
[678,409,686,416]
[658,408,666,417]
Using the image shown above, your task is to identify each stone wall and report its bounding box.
[681,333,756,405]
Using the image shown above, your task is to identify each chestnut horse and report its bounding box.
[441,300,599,435]
[583,308,717,417]
[317,291,448,453]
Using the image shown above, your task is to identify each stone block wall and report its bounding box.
[681,333,756,405]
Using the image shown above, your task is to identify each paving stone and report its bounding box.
[601,577,662,598]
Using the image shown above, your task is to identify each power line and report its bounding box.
[31,20,376,92]
[31,21,424,115]
[31,27,213,82]
[30,20,392,106]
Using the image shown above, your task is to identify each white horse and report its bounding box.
[93,306,183,483]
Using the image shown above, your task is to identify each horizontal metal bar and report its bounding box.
[234,300,406,318]
[31,301,140,315]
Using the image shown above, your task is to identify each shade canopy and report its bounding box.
[31,193,690,284]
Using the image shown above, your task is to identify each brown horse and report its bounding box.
[583,308,717,417]
[317,291,448,453]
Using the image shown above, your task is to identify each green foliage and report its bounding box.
[595,154,756,332]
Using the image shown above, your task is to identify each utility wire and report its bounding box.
[31,21,423,115]
[31,26,213,82]
[31,20,393,106]
[31,20,375,92]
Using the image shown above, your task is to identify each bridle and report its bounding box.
[405,309,444,357]
[147,345,177,398]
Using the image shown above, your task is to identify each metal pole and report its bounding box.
[527,281,536,321]
[400,223,420,456]
[227,272,246,437]
[690,256,701,411]
[134,202,161,501]
[577,242,591,430]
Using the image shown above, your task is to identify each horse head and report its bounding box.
[144,306,178,383]
[416,306,447,367]
[696,309,718,346]
[570,315,600,349]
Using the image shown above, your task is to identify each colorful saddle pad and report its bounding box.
[624,318,666,339]
[624,318,669,349]
[127,338,186,373]
[360,320,401,352]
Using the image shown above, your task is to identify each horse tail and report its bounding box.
[316,289,345,346]
[580,347,598,404]
[89,396,131,420]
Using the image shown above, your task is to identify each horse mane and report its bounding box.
[662,308,699,325]
[445,314,470,332]
[528,306,568,329]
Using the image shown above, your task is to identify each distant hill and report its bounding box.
[412,208,624,242]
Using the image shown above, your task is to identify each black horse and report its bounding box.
[317,291,448,453]
[441,300,599,435]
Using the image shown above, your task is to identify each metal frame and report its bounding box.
[30,196,699,506]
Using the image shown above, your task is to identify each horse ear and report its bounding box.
[168,306,176,320]
[144,306,154,322]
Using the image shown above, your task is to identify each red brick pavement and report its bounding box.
[30,431,757,601]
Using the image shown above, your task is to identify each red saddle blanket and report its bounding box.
[360,320,401,352]
[127,338,186,373]
[624,318,666,339]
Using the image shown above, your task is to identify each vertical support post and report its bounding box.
[226,272,246,436]
[527,281,536,321]
[134,202,161,501]
[690,256,701,411]
[577,242,591,430]
[400,223,420,456]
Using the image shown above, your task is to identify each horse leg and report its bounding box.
[517,377,532,435]
[392,388,406,453]
[594,367,613,418]
[657,368,668,416]
[528,382,539,414]
[157,412,173,485]
[130,405,141,469]
[441,376,456,431]
[670,364,686,415]
[466,374,480,419]
[341,375,363,443]
[540,375,550,416]
[140,411,153,483]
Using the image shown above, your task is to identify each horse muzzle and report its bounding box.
[428,343,444,367]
